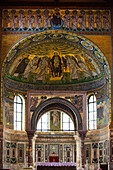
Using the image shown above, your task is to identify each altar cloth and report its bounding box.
[36,162,77,167]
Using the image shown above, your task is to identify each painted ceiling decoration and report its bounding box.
[3,30,110,93]
[2,8,111,33]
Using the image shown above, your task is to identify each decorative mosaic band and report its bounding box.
[2,9,111,32]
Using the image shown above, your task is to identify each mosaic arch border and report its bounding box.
[1,30,111,122]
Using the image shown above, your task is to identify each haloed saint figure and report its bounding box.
[51,52,62,78]
[50,110,61,131]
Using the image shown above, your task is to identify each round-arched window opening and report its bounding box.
[14,95,25,131]
[87,94,97,130]
[37,110,75,132]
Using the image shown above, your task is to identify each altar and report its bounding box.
[37,162,77,170]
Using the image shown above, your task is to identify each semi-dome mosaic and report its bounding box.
[3,30,110,92]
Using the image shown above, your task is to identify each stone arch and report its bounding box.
[31,97,82,131]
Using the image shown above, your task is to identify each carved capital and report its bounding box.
[78,130,87,140]
[26,130,35,139]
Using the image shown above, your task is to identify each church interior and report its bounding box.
[0,0,113,170]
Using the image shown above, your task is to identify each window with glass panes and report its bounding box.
[14,95,25,131]
[37,111,74,132]
[88,95,97,130]
[61,112,74,131]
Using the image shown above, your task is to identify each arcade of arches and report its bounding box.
[0,3,113,170]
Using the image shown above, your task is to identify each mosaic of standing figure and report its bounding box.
[95,11,102,30]
[3,10,10,30]
[23,56,38,79]
[27,10,34,31]
[35,10,42,31]
[4,99,14,128]
[64,10,70,29]
[43,10,51,30]
[79,10,86,30]
[2,9,111,32]
[71,10,78,30]
[88,11,94,30]
[36,56,48,83]
[18,10,26,31]
[11,10,18,31]
[103,10,110,30]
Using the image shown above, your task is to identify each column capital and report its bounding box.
[26,130,35,139]
[78,130,87,140]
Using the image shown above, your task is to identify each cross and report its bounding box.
[52,146,55,152]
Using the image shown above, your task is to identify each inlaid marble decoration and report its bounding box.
[60,145,63,162]
[49,144,59,156]
[35,144,44,162]
[64,144,73,162]
[99,143,103,163]
[84,144,91,163]
[18,144,24,163]
[104,140,109,163]
[5,142,17,164]
[45,145,48,162]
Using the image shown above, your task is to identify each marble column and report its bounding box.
[74,135,81,168]
[26,130,35,167]
[78,130,87,169]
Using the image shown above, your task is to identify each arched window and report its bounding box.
[37,112,49,132]
[61,112,74,131]
[88,95,97,130]
[37,111,74,132]
[14,95,25,131]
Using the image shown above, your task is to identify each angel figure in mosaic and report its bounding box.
[23,56,38,78]
[35,10,42,31]
[83,53,98,77]
[79,10,86,30]
[103,11,110,30]
[65,55,80,81]
[3,10,10,30]
[88,11,94,30]
[75,55,90,78]
[95,11,102,30]
[71,10,78,30]
[18,10,26,31]
[27,10,34,31]
[36,56,48,82]
[43,9,51,30]
[11,10,18,31]
[64,10,70,29]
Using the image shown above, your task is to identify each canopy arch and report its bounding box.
[31,97,82,131]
